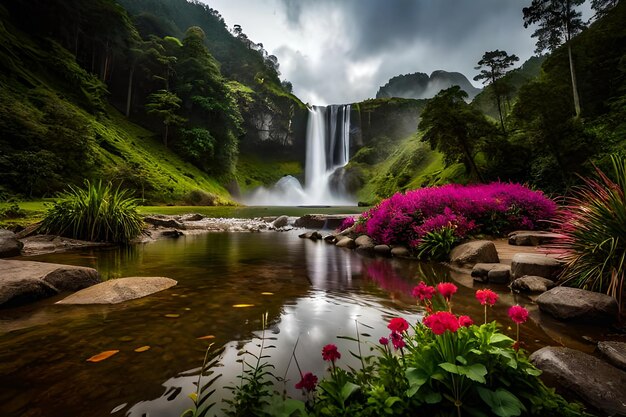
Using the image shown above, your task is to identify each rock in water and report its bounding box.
[536,287,618,322]
[530,346,626,416]
[471,263,511,284]
[336,237,356,249]
[510,253,562,280]
[510,276,555,293]
[598,341,626,371]
[0,229,23,258]
[449,241,499,267]
[0,260,100,307]
[390,246,410,258]
[507,231,563,246]
[272,215,289,228]
[56,277,177,304]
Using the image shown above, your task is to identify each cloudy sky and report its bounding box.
[204,1,585,105]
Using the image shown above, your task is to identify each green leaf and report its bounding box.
[477,387,526,417]
[440,363,487,383]
[456,355,468,365]
[341,382,360,402]
[439,362,462,375]
[406,368,429,397]
[489,333,514,344]
[424,391,442,404]
[263,396,307,417]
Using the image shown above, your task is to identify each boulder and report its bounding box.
[0,259,100,307]
[56,277,177,305]
[336,237,356,249]
[510,253,562,280]
[0,233,23,258]
[510,275,555,293]
[323,234,338,244]
[272,215,290,228]
[374,245,391,256]
[144,216,185,229]
[180,213,204,222]
[471,263,510,283]
[508,231,563,246]
[355,235,375,249]
[598,341,626,371]
[449,240,499,267]
[294,214,351,230]
[298,231,322,241]
[530,346,626,416]
[536,287,619,322]
[391,246,410,258]
[161,230,184,238]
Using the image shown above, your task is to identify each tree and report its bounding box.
[474,50,519,133]
[145,89,185,147]
[419,86,495,182]
[523,0,586,117]
[590,0,620,20]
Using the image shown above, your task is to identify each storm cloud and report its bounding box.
[206,0,553,104]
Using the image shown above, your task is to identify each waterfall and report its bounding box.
[242,104,355,206]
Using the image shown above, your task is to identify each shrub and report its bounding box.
[184,189,219,206]
[39,181,143,243]
[552,155,626,312]
[364,182,556,248]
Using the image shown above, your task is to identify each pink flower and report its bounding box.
[437,282,458,300]
[422,311,460,335]
[475,289,499,306]
[321,344,341,362]
[379,337,389,345]
[295,372,318,391]
[458,315,473,327]
[508,305,529,324]
[390,331,405,350]
[387,317,409,333]
[412,282,436,301]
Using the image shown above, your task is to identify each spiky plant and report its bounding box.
[40,180,143,243]
[552,155,626,312]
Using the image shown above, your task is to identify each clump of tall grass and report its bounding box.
[40,181,143,243]
[552,155,626,312]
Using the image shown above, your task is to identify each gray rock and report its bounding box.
[180,213,204,222]
[144,216,185,229]
[510,253,562,280]
[536,287,619,322]
[355,235,375,249]
[508,231,563,246]
[294,214,351,230]
[471,263,510,282]
[391,246,410,257]
[0,229,15,238]
[161,230,184,238]
[598,341,626,371]
[337,225,356,238]
[0,260,101,307]
[336,237,356,249]
[510,275,555,293]
[449,240,499,267]
[530,346,626,416]
[323,234,338,244]
[272,215,289,228]
[298,231,322,240]
[56,277,177,304]
[374,245,391,256]
[0,236,23,258]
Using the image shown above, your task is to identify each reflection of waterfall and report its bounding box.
[242,105,355,206]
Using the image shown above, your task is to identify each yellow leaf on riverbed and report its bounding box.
[261,292,274,296]
[232,304,254,308]
[197,335,215,340]
[165,314,180,318]
[86,350,119,362]
[134,346,150,353]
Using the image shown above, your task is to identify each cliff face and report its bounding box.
[376,70,482,100]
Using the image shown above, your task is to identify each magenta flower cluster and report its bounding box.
[362,182,556,247]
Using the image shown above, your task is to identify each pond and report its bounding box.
[0,230,606,417]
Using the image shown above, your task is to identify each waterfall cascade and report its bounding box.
[242,104,355,206]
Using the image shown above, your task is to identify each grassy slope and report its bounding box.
[235,155,302,193]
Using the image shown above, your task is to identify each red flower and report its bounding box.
[475,289,499,306]
[295,372,318,391]
[412,282,435,300]
[422,311,460,335]
[508,305,529,324]
[458,315,473,327]
[437,282,458,300]
[321,344,341,362]
[387,317,409,333]
[379,337,389,345]
[390,331,406,350]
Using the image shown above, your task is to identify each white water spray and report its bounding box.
[242,104,355,206]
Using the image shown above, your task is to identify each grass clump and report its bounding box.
[40,181,143,243]
[553,155,626,311]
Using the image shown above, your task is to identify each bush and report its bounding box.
[39,181,143,243]
[363,182,556,248]
[183,189,219,206]
[552,155,626,312]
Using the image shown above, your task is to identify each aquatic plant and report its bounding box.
[39,180,143,243]
[551,155,626,312]
[363,182,556,249]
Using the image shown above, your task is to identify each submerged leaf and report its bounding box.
[86,350,119,362]
[134,346,150,352]
[165,314,180,318]
[197,335,216,340]
[232,304,254,308]
[261,292,274,295]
